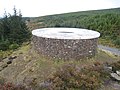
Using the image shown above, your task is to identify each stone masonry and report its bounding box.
[32,36,98,60]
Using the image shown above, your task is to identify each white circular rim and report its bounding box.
[32,28,100,39]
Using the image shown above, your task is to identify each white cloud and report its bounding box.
[0,0,119,17]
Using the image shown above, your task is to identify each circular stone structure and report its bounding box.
[32,28,100,60]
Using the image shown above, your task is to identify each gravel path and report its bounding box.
[98,45,120,56]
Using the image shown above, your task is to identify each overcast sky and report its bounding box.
[0,0,120,17]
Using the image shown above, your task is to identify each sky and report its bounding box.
[0,0,120,17]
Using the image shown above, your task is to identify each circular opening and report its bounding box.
[59,31,74,33]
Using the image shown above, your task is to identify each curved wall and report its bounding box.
[32,28,100,60]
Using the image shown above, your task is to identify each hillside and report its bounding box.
[0,43,120,90]
[28,8,120,48]
[0,8,120,90]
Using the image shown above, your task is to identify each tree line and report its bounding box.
[37,8,120,47]
[0,7,31,50]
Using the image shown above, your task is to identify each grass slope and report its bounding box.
[0,44,119,89]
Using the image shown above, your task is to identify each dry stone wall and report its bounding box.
[32,36,98,60]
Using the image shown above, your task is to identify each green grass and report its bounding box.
[0,50,13,61]
[98,38,120,48]
[0,44,119,89]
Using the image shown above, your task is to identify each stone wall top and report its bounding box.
[32,28,100,39]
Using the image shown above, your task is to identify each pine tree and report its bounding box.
[0,7,31,50]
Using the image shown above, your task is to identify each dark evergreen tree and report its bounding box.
[0,7,31,50]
